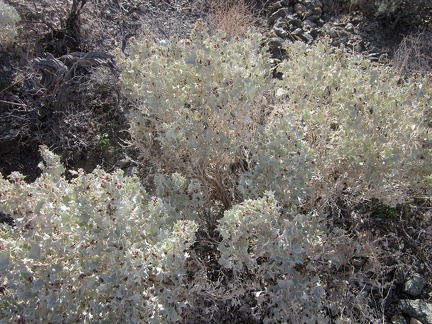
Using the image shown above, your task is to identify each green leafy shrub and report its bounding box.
[238,113,316,207]
[277,41,431,205]
[0,147,198,323]
[4,20,429,323]
[0,0,20,46]
[216,192,326,323]
[117,20,272,208]
[115,24,333,321]
[0,148,334,323]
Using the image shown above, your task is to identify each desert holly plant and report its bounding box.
[277,40,432,206]
[0,147,331,323]
[117,20,273,209]
[0,147,198,323]
[2,20,430,323]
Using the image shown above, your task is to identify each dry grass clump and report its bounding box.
[207,0,261,39]
[393,30,432,75]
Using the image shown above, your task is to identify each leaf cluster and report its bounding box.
[117,20,272,208]
[0,147,198,323]
[277,40,431,205]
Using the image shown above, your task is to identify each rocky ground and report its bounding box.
[1,0,431,323]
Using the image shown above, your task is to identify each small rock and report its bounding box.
[292,28,303,35]
[267,37,284,49]
[306,14,321,22]
[312,6,322,16]
[288,17,303,28]
[303,9,313,19]
[269,8,288,24]
[269,1,283,13]
[274,18,288,29]
[302,32,314,43]
[391,314,408,324]
[404,274,426,297]
[410,318,423,324]
[275,87,289,100]
[138,4,148,12]
[273,26,288,38]
[399,299,432,324]
[354,44,363,53]
[304,19,317,28]
[294,3,306,15]
[309,28,319,39]
[327,28,338,38]
[345,23,354,32]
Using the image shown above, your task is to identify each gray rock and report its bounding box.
[391,314,408,324]
[303,9,313,19]
[410,318,423,324]
[267,37,284,49]
[302,32,314,43]
[294,3,306,15]
[345,23,354,32]
[273,26,288,38]
[275,87,289,100]
[269,8,289,24]
[288,17,303,28]
[312,6,322,16]
[292,28,303,35]
[270,0,290,11]
[303,19,317,28]
[353,43,364,53]
[399,299,432,324]
[269,58,281,66]
[269,1,283,13]
[309,28,319,39]
[327,28,338,38]
[307,14,321,22]
[274,18,288,29]
[404,274,426,297]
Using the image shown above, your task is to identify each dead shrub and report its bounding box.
[207,0,261,39]
[393,30,432,75]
